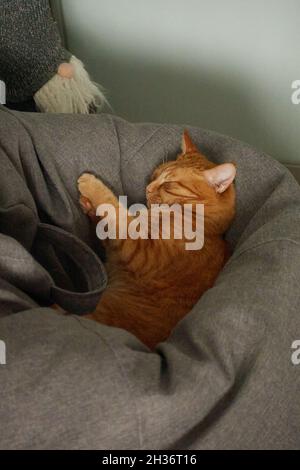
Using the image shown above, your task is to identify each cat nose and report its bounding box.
[146,183,155,194]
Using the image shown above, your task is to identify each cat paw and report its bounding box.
[78,172,117,210]
[78,173,102,203]
[78,173,97,195]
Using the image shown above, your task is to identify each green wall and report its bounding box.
[60,0,300,165]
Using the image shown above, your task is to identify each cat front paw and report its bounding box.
[78,172,117,212]
[78,173,98,197]
[78,172,104,207]
[78,173,100,217]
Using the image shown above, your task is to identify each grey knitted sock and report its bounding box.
[0,0,71,103]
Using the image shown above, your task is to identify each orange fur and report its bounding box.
[78,132,236,349]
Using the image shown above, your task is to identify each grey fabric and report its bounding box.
[0,106,107,315]
[0,106,300,449]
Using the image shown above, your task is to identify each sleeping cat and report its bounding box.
[77,131,236,349]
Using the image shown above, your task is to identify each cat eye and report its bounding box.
[162,181,177,189]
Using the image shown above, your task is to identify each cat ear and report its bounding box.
[203,163,236,193]
[181,130,198,154]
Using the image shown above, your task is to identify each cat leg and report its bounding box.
[78,173,129,241]
[78,173,119,209]
[78,174,176,277]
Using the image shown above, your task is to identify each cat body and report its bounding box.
[78,132,236,349]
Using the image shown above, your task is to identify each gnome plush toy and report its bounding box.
[0,0,105,113]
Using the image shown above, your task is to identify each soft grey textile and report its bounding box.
[0,106,300,449]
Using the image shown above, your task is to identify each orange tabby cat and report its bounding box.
[78,132,236,349]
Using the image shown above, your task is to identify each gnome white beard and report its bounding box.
[34,56,106,113]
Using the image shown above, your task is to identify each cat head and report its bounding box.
[146,131,236,233]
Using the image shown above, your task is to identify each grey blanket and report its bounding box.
[0,105,300,449]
